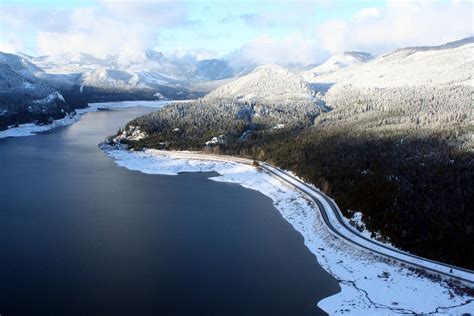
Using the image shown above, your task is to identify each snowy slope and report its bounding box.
[0,52,46,82]
[27,50,237,89]
[0,52,57,96]
[31,52,109,74]
[196,59,235,80]
[205,64,316,105]
[28,51,186,87]
[302,51,372,79]
[306,37,474,88]
[81,68,147,90]
[303,38,474,133]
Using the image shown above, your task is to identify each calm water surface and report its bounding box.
[0,107,340,315]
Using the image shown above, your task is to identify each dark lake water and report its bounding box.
[0,107,340,315]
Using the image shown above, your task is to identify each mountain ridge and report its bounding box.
[302,51,373,79]
[205,64,317,105]
[305,38,473,88]
[1,36,472,133]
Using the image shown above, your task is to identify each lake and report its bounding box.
[0,106,340,315]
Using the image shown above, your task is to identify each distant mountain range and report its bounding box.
[1,37,472,131]
[304,37,473,135]
[0,49,241,130]
[25,50,237,88]
[306,37,473,88]
[116,36,473,153]
[113,36,474,145]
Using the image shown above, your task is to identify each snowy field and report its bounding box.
[102,148,474,315]
[0,100,174,139]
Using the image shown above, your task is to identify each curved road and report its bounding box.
[260,161,474,287]
[156,151,474,288]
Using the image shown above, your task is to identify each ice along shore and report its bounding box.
[0,100,175,139]
[100,147,474,315]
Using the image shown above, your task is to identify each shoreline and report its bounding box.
[102,147,474,315]
[0,100,175,139]
[3,101,472,314]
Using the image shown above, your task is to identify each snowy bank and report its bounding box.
[101,148,474,315]
[0,100,174,139]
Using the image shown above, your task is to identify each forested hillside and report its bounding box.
[114,111,473,269]
[0,49,234,131]
[110,38,474,268]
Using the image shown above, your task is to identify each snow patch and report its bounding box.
[0,113,80,138]
[343,211,396,249]
[115,125,147,142]
[21,82,35,90]
[33,91,65,104]
[205,134,226,146]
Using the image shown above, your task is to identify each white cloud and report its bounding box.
[352,7,381,22]
[1,2,189,57]
[36,7,154,57]
[1,0,472,64]
[229,33,327,67]
[316,20,348,54]
[317,0,474,54]
[171,46,218,61]
[229,1,473,67]
[98,0,188,26]
[0,42,19,54]
[0,27,25,54]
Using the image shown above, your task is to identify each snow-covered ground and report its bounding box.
[0,113,81,138]
[0,100,174,139]
[101,148,474,315]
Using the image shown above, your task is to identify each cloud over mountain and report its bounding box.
[316,0,473,54]
[0,0,472,67]
[1,1,191,57]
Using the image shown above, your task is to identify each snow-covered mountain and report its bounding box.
[0,52,59,96]
[0,52,45,80]
[196,59,235,81]
[81,69,146,90]
[30,52,110,74]
[25,50,238,90]
[2,37,472,134]
[306,37,474,132]
[0,49,240,130]
[302,51,373,79]
[306,37,473,88]
[0,52,75,130]
[205,64,317,105]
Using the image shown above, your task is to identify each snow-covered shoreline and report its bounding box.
[3,100,472,314]
[102,148,474,315]
[0,100,174,139]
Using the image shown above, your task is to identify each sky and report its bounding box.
[0,0,472,66]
